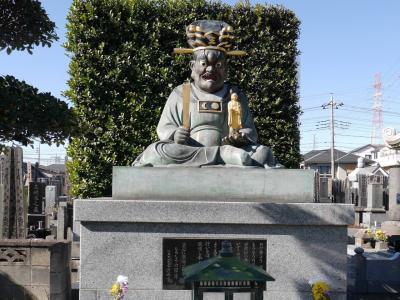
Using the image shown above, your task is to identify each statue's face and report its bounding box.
[190,50,227,93]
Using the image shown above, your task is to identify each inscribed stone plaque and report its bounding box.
[162,239,266,290]
[28,182,46,214]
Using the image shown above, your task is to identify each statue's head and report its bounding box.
[174,20,246,93]
[231,92,239,102]
[190,49,227,93]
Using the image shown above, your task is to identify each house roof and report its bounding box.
[350,144,385,153]
[348,165,389,181]
[22,162,47,178]
[40,164,66,174]
[302,149,374,165]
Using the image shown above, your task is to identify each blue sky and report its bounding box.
[2,0,400,163]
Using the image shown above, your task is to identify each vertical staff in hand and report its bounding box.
[182,81,191,129]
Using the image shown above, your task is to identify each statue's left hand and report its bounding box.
[222,132,251,147]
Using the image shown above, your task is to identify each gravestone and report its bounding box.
[26,161,33,183]
[50,179,63,197]
[57,201,67,240]
[361,183,387,226]
[0,147,26,239]
[0,152,5,236]
[367,183,383,209]
[45,185,58,210]
[358,174,368,207]
[27,181,46,230]
[28,182,46,214]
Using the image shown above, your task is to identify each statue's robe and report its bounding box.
[134,83,279,167]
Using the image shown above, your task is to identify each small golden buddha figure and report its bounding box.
[228,92,242,138]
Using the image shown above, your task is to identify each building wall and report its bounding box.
[378,147,400,168]
[352,146,381,162]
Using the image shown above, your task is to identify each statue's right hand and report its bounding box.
[174,126,190,144]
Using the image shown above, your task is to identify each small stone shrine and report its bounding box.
[183,241,275,300]
[75,20,354,299]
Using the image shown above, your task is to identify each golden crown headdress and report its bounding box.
[173,20,247,57]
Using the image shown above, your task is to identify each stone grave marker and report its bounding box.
[0,147,25,238]
[57,201,67,240]
[45,185,58,210]
[28,182,46,214]
[367,183,383,208]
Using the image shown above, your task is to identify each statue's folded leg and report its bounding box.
[133,141,220,166]
[242,145,283,168]
[219,145,252,166]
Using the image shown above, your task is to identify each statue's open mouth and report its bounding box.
[201,72,217,82]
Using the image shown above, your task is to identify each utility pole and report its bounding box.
[312,134,316,150]
[36,142,41,166]
[322,94,343,180]
[371,73,383,144]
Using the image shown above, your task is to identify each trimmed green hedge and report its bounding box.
[66,0,301,197]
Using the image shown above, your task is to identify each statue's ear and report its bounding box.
[189,60,195,71]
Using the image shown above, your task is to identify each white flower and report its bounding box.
[117,275,128,285]
[308,276,327,286]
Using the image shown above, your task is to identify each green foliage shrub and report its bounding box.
[66,0,301,198]
[0,0,58,54]
[0,75,74,146]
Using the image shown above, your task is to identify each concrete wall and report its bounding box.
[0,239,71,300]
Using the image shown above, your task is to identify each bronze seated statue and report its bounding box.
[134,20,282,168]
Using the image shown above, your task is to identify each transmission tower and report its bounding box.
[371,73,383,144]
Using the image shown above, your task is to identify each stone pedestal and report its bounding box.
[382,167,400,239]
[355,207,387,227]
[76,168,354,300]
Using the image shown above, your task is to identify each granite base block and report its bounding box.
[112,167,316,202]
[76,200,353,299]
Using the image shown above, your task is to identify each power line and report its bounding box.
[335,133,371,138]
